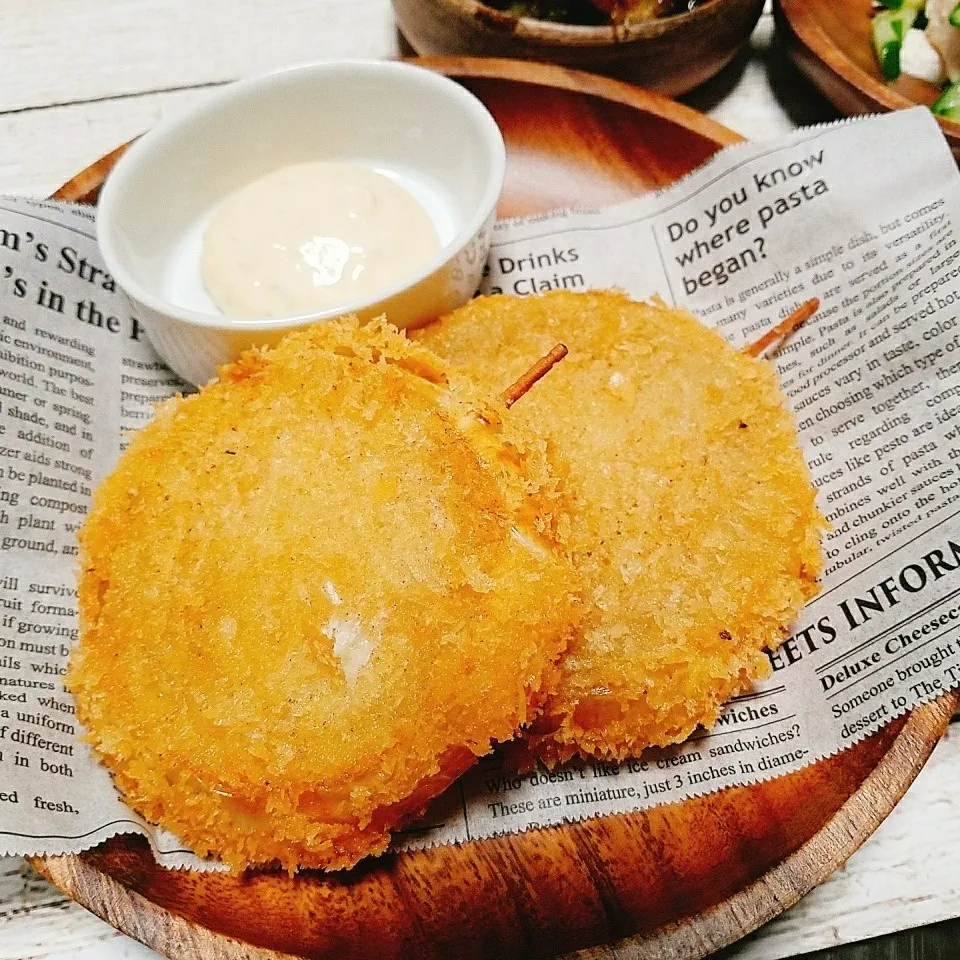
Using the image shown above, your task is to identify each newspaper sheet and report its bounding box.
[0,107,958,868]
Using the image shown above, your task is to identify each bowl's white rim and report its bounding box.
[96,59,507,332]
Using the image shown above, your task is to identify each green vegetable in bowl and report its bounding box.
[870,0,960,103]
[932,79,960,117]
[873,7,919,80]
[872,0,924,81]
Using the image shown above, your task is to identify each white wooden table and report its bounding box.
[1,3,958,958]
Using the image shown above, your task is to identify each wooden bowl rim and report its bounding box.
[411,0,755,47]
[408,56,746,140]
[775,0,960,136]
[32,694,957,960]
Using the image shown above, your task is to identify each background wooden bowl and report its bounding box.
[392,0,765,97]
[775,0,960,160]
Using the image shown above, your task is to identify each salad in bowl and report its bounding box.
[873,0,960,117]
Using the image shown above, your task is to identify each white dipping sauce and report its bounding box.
[201,161,441,318]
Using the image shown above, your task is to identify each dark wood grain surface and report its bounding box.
[37,56,959,960]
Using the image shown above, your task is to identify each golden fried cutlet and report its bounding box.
[67,318,578,872]
[414,291,824,765]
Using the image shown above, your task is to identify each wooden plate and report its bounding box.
[35,56,959,960]
[774,0,960,159]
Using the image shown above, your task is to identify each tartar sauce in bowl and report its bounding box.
[95,60,506,386]
[201,162,440,318]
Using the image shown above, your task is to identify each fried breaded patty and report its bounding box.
[415,291,824,764]
[67,319,578,872]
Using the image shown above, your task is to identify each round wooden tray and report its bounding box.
[34,56,960,960]
[774,0,960,160]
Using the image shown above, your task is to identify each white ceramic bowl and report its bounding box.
[97,60,506,386]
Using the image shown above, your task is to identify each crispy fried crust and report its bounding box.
[67,318,578,872]
[415,291,825,764]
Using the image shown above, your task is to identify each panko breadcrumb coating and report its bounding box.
[67,318,578,872]
[415,291,824,765]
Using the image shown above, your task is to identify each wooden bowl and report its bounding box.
[37,57,960,960]
[392,0,765,97]
[775,0,960,160]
